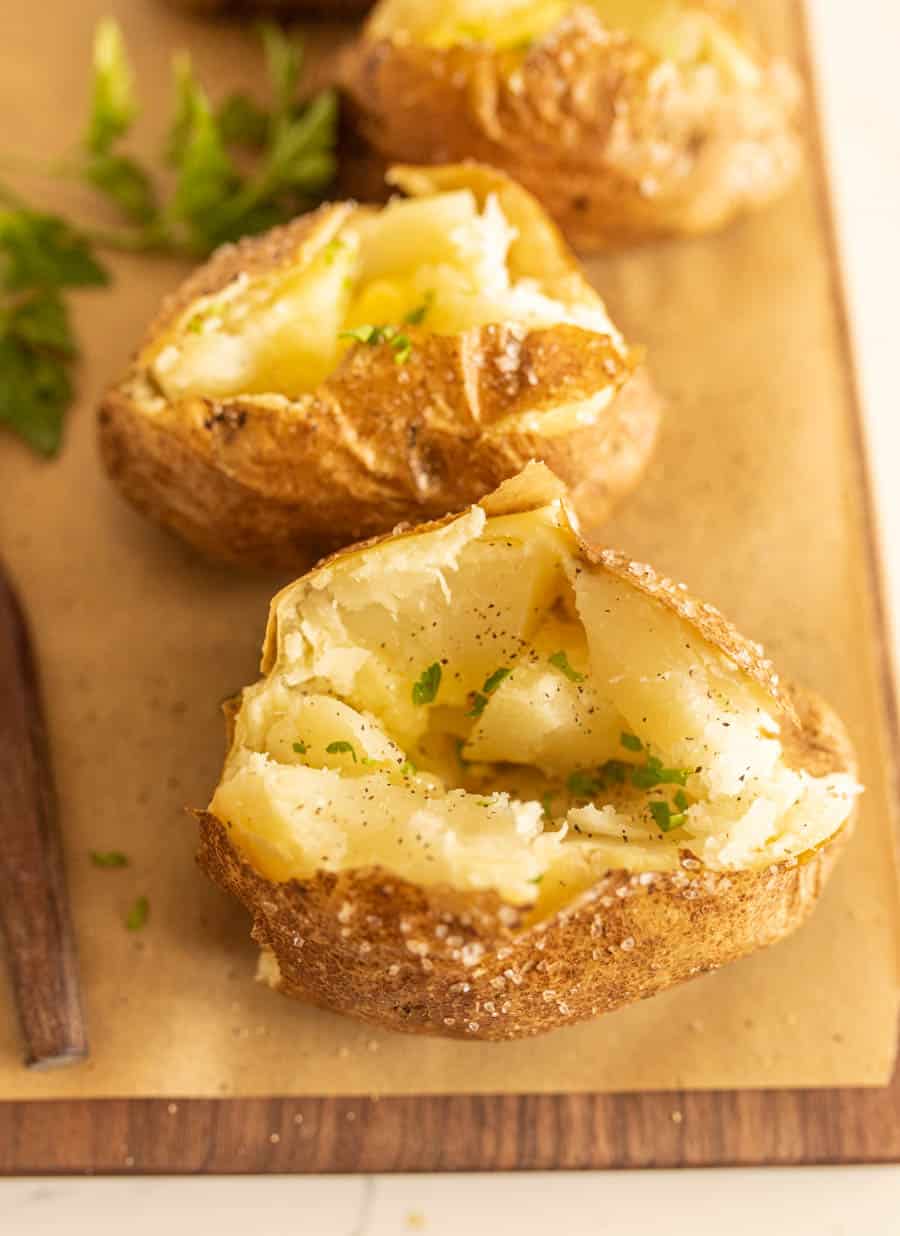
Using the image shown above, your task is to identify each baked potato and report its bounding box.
[198,464,859,1040]
[339,0,803,251]
[100,163,659,571]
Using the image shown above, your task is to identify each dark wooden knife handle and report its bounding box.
[0,570,87,1069]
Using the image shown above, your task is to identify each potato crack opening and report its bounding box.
[210,499,858,910]
[149,183,617,407]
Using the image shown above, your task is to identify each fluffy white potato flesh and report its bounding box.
[149,176,618,404]
[211,474,857,910]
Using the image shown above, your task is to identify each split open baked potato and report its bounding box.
[340,0,803,251]
[100,164,659,570]
[198,465,859,1039]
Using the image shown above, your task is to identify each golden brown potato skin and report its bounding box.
[99,200,660,572]
[197,686,852,1042]
[339,4,803,251]
[196,518,856,1040]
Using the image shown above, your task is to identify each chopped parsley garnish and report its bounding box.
[620,732,643,752]
[548,650,585,683]
[326,740,357,762]
[292,740,307,754]
[598,759,629,785]
[400,759,417,777]
[565,748,690,804]
[466,692,488,718]
[340,322,413,364]
[530,874,545,885]
[631,755,690,789]
[466,666,511,717]
[125,895,150,930]
[650,801,686,833]
[482,666,511,694]
[391,332,412,364]
[566,769,600,799]
[404,290,434,325]
[90,850,129,868]
[412,662,442,706]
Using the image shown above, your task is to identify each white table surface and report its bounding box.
[3,1,900,1229]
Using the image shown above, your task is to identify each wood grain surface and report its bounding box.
[0,570,88,1072]
[0,0,898,1172]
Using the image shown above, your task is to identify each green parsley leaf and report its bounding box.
[598,758,628,785]
[674,788,690,812]
[125,895,150,930]
[86,19,137,155]
[216,93,270,148]
[567,769,599,799]
[292,740,307,755]
[650,801,686,833]
[261,22,301,123]
[326,740,357,762]
[391,331,412,364]
[466,692,487,719]
[341,322,414,364]
[90,850,129,868]
[412,662,442,707]
[631,755,690,789]
[341,323,381,346]
[548,650,585,683]
[466,666,511,718]
[83,152,158,226]
[649,800,672,832]
[0,291,81,455]
[400,759,418,777]
[166,60,238,255]
[482,666,511,695]
[529,874,545,885]
[620,732,643,752]
[404,290,435,326]
[8,295,76,355]
[0,208,108,291]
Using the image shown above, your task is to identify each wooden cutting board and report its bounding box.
[1,0,898,1171]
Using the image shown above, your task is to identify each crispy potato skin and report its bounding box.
[196,514,856,1040]
[197,684,853,1041]
[339,5,803,251]
[99,202,660,571]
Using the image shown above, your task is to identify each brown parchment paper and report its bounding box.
[0,0,898,1100]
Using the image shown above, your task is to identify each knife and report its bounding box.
[0,567,87,1068]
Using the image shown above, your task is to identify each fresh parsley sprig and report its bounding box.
[78,19,338,258]
[0,190,108,455]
